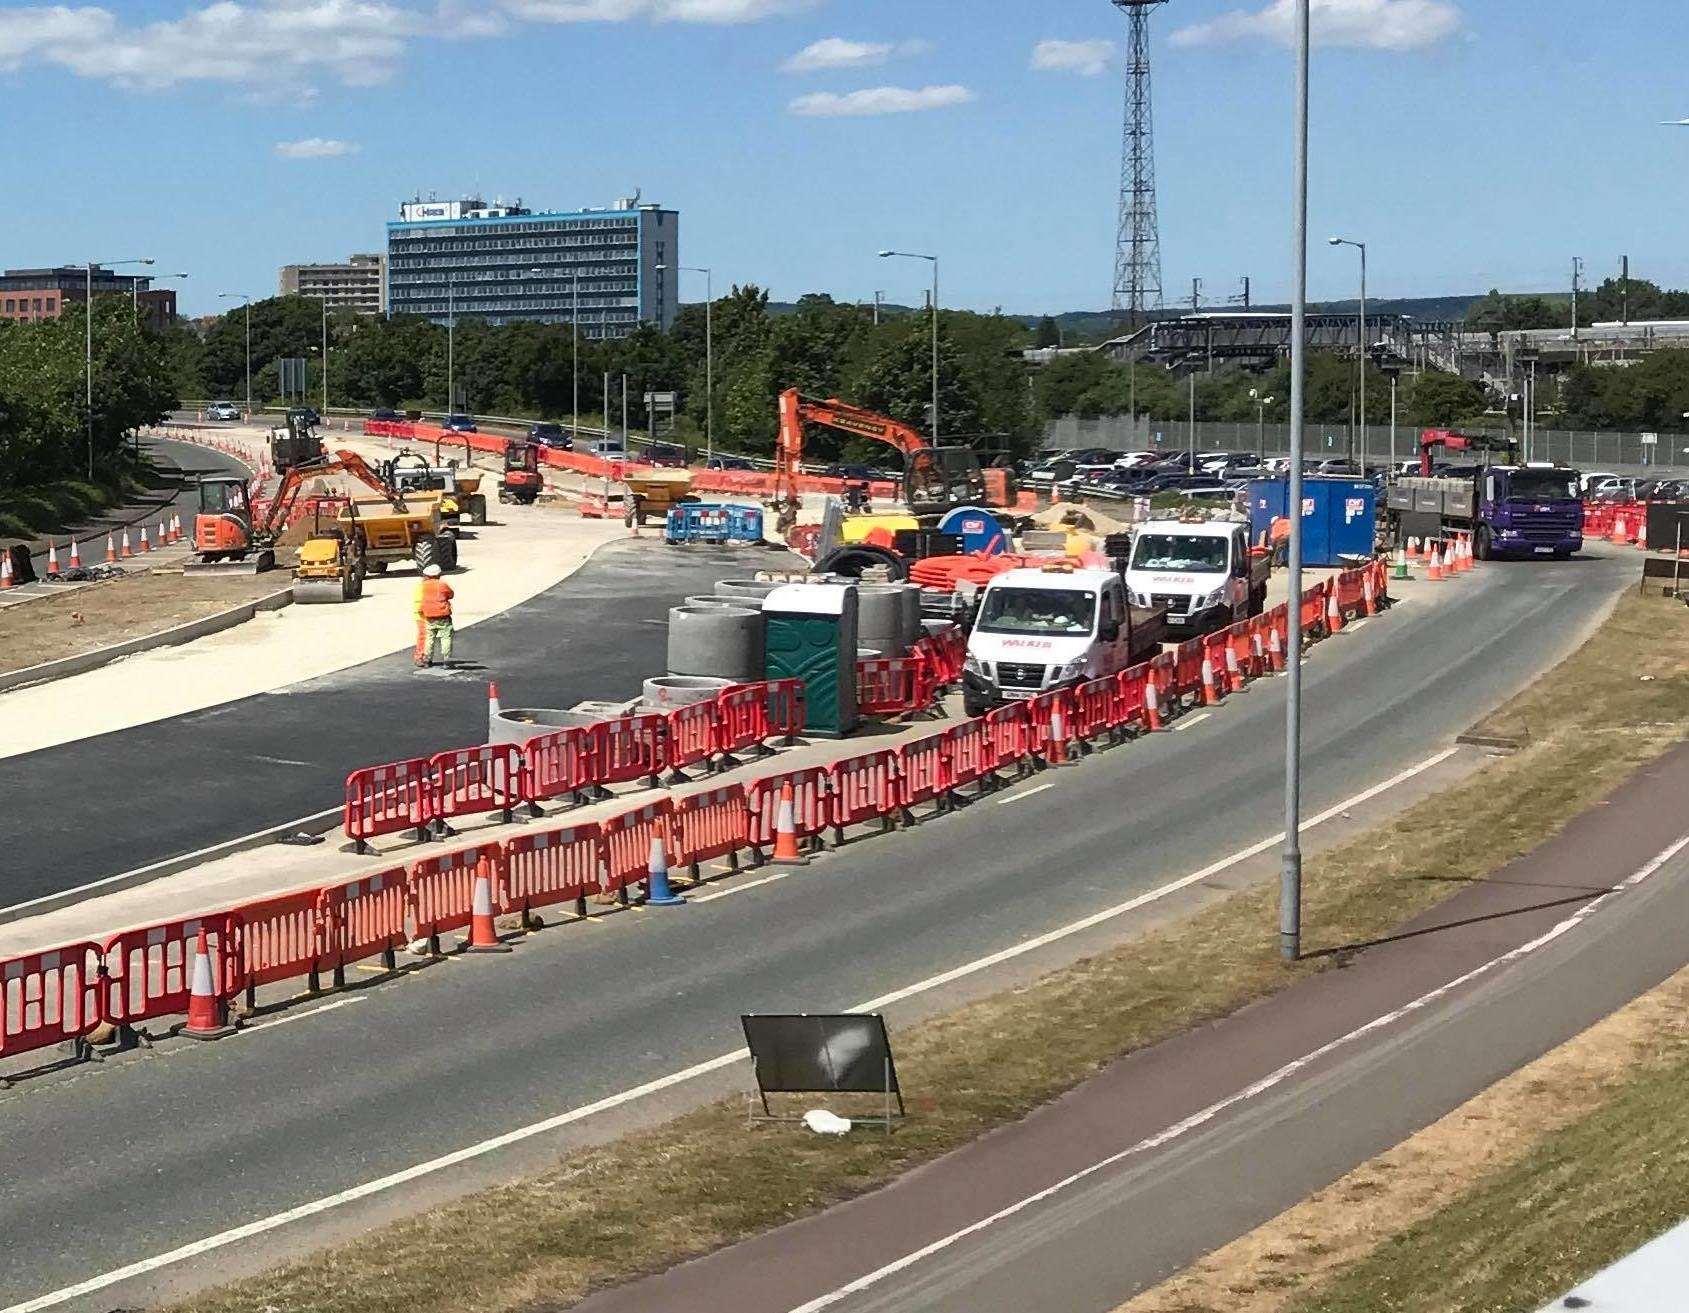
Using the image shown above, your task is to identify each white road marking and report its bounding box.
[232,997,364,1037]
[786,830,1689,1313]
[994,782,1054,806]
[690,872,792,904]
[1172,713,1212,733]
[0,747,1460,1313]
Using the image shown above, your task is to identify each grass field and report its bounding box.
[173,587,1689,1313]
[0,462,160,541]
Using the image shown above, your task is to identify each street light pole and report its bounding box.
[572,268,581,442]
[879,250,940,441]
[1282,0,1311,963]
[1329,236,1366,471]
[1250,389,1276,459]
[321,298,329,413]
[447,273,455,414]
[87,258,154,477]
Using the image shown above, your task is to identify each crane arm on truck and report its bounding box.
[1419,428,1518,476]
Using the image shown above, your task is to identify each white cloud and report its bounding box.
[1170,0,1464,51]
[789,84,973,118]
[274,136,359,157]
[1030,38,1114,77]
[0,6,113,70]
[500,0,814,22]
[780,35,929,73]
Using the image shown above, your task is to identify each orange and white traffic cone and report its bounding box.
[770,780,808,865]
[1267,623,1285,672]
[45,542,61,579]
[138,525,150,554]
[0,553,13,590]
[1460,534,1474,573]
[68,539,82,572]
[466,867,510,952]
[173,513,184,543]
[1047,702,1070,763]
[105,532,117,564]
[1427,543,1444,581]
[1224,641,1244,692]
[1610,513,1628,545]
[1362,569,1377,616]
[1200,655,1221,706]
[120,528,133,558]
[183,927,236,1039]
[1326,586,1345,634]
[158,519,168,548]
[1406,535,1420,562]
[1143,676,1164,730]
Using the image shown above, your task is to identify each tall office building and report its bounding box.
[279,253,386,315]
[384,194,678,339]
[0,266,176,330]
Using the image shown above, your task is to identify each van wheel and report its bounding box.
[963,693,991,718]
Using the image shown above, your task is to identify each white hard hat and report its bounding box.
[423,563,442,577]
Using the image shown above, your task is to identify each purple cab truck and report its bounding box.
[1387,430,1583,560]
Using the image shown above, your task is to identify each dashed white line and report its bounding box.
[1172,712,1212,732]
[0,747,1461,1313]
[689,872,792,904]
[233,997,365,1037]
[994,782,1055,806]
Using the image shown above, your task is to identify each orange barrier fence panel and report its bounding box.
[319,867,410,981]
[1172,639,1205,700]
[409,843,502,950]
[235,887,329,1003]
[857,657,922,715]
[1,942,103,1061]
[764,678,807,744]
[1115,664,1149,731]
[896,732,952,813]
[597,714,668,789]
[345,757,433,852]
[942,718,993,792]
[715,683,771,760]
[1071,677,1120,742]
[747,767,830,855]
[827,750,900,837]
[520,727,599,804]
[102,913,241,1030]
[502,822,604,920]
[1025,687,1076,762]
[601,799,673,899]
[671,785,750,874]
[430,744,523,826]
[664,702,718,778]
[983,701,1031,770]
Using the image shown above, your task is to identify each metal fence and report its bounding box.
[1042,415,1689,475]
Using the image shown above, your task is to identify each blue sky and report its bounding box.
[2,0,1687,318]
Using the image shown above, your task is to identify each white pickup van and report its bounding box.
[1124,518,1267,636]
[962,565,1140,716]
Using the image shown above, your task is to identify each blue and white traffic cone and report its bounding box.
[645,833,686,906]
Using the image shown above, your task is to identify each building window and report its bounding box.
[33,298,43,311]
[2,299,11,312]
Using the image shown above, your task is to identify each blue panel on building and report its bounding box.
[1247,477,1376,566]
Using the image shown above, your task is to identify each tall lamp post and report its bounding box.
[217,291,253,417]
[86,258,154,477]
[1329,236,1366,471]
[1249,388,1276,458]
[446,272,457,414]
[879,250,940,441]
[133,271,187,323]
[1282,0,1311,963]
[657,264,713,461]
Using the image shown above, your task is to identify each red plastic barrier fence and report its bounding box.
[520,727,598,805]
[1071,676,1120,742]
[747,767,830,855]
[345,757,433,852]
[715,683,770,761]
[235,888,328,1006]
[1201,631,1231,703]
[319,867,410,980]
[857,657,923,715]
[827,750,900,836]
[1172,639,1205,701]
[1333,569,1366,620]
[1300,584,1327,638]
[430,744,523,826]
[597,714,667,789]
[983,701,1031,770]
[764,678,806,744]
[671,785,750,874]
[2,942,102,1060]
[1115,664,1149,732]
[601,799,672,898]
[102,913,241,1031]
[409,843,501,950]
[502,822,604,921]
[1025,688,1076,762]
[664,702,717,778]
[896,732,951,813]
[942,718,993,794]
[1145,652,1176,727]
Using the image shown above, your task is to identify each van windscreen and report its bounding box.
[977,588,1096,636]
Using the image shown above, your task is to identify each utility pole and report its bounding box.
[1111,0,1169,325]
[1281,0,1310,963]
[1571,256,1582,342]
[1621,254,1630,326]
[321,298,329,413]
[1190,276,1203,313]
[873,290,885,326]
[1187,371,1196,467]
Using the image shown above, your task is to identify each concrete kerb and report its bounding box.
[0,587,295,695]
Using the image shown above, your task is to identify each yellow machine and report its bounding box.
[339,495,455,575]
[292,512,366,605]
[623,469,697,527]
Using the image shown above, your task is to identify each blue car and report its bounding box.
[443,414,478,433]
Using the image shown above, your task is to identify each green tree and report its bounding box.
[1033,315,1061,348]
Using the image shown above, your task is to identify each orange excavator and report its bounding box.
[773,387,1014,520]
[190,448,416,576]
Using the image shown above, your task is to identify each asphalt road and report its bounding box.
[0,548,1634,1309]
[0,542,785,907]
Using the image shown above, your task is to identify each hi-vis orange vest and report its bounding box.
[417,578,453,620]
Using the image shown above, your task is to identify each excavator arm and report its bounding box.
[256,448,406,537]
[774,387,930,507]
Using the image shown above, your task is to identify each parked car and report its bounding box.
[206,401,241,421]
[706,454,755,471]
[647,443,688,467]
[287,406,321,429]
[1112,450,1162,470]
[528,421,572,450]
[588,439,628,458]
[442,414,478,433]
[369,407,400,422]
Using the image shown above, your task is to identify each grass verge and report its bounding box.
[173,588,1689,1313]
[0,462,161,540]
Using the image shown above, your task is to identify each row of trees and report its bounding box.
[0,301,179,491]
[1464,277,1689,334]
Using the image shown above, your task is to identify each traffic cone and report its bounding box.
[770,780,809,865]
[105,532,117,564]
[45,542,61,579]
[0,553,12,590]
[1362,569,1377,616]
[120,528,133,558]
[1326,585,1345,633]
[1392,546,1409,579]
[644,832,686,906]
[1459,534,1473,572]
[183,927,236,1039]
[138,525,150,554]
[1427,543,1444,581]
[1610,513,1627,545]
[1047,701,1070,763]
[465,868,511,952]
[1267,624,1285,672]
[1201,655,1221,705]
[158,519,168,548]
[1250,628,1266,675]
[68,539,82,572]
[1224,641,1244,692]
[1406,535,1420,562]
[1143,676,1164,730]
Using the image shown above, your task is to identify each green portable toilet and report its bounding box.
[762,583,860,737]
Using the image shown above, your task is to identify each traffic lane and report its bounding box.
[0,555,1629,1305]
[0,543,784,906]
[820,769,1689,1313]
